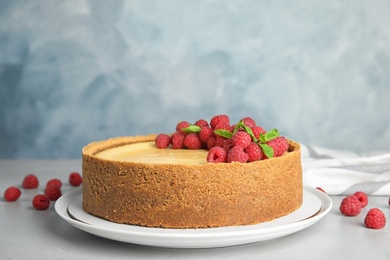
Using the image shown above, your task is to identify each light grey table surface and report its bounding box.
[1,160,389,260]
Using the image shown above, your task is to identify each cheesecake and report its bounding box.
[82,134,303,228]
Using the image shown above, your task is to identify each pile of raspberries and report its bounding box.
[155,114,289,163]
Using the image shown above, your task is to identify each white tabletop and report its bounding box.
[1,160,389,260]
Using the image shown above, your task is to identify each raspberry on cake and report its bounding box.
[231,131,252,149]
[245,142,264,162]
[210,114,230,129]
[155,133,171,149]
[206,146,227,163]
[184,133,202,149]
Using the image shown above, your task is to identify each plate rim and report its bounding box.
[55,186,332,248]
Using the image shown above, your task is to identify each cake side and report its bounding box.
[82,135,302,228]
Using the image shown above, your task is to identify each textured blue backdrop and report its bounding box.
[1,0,390,158]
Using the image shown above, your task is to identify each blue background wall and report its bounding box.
[1,0,390,159]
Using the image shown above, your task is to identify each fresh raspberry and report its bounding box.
[215,135,227,147]
[155,133,171,148]
[44,184,62,201]
[229,124,237,132]
[222,139,234,153]
[4,186,22,202]
[210,114,230,129]
[207,147,227,163]
[339,195,362,216]
[316,187,326,193]
[231,131,251,149]
[194,119,209,128]
[184,133,202,149]
[176,121,191,134]
[171,132,186,149]
[364,208,386,229]
[227,146,249,163]
[207,136,216,149]
[69,172,83,187]
[46,178,62,188]
[265,136,289,158]
[22,174,39,189]
[240,117,256,128]
[245,142,264,162]
[354,191,368,208]
[199,126,214,143]
[251,125,266,139]
[32,194,50,210]
[213,122,230,131]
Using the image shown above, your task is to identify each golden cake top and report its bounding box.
[95,141,208,165]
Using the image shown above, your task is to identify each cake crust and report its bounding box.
[82,135,302,228]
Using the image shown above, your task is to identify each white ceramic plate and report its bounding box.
[55,187,332,248]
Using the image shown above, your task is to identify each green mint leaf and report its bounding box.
[232,122,242,134]
[263,128,279,142]
[258,133,266,143]
[181,125,201,134]
[259,143,274,158]
[232,120,258,142]
[214,129,233,139]
[240,121,257,142]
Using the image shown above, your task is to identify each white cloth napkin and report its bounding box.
[301,144,390,196]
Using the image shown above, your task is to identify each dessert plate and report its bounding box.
[55,187,332,248]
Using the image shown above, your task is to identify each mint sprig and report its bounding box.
[258,128,279,143]
[181,125,201,134]
[213,119,280,159]
[258,143,274,159]
[214,129,233,139]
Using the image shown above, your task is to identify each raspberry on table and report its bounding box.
[227,146,249,163]
[184,133,202,149]
[176,121,191,134]
[265,136,289,158]
[22,174,39,189]
[171,132,186,149]
[46,178,62,188]
[45,184,62,201]
[32,194,50,210]
[339,195,362,216]
[207,146,227,163]
[245,142,264,162]
[210,114,230,129]
[4,186,22,202]
[69,172,82,187]
[155,133,171,149]
[231,131,252,149]
[364,208,386,229]
[354,191,368,208]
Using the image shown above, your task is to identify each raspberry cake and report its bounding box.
[82,116,303,229]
